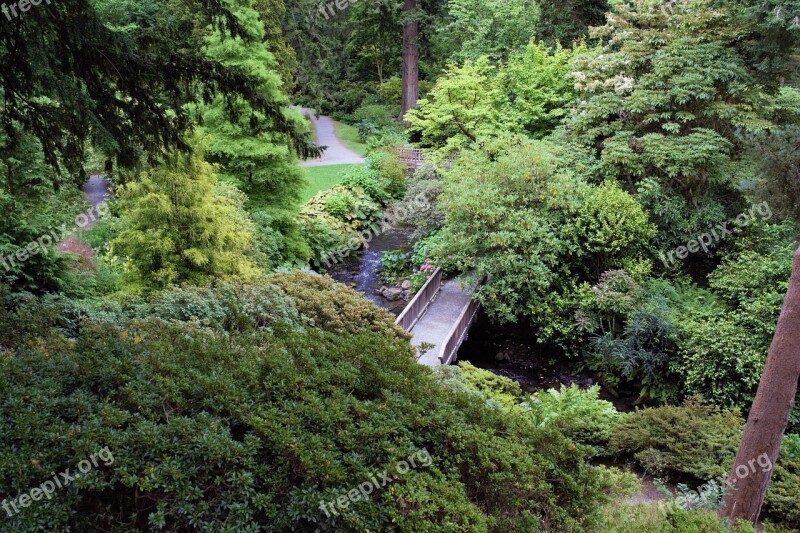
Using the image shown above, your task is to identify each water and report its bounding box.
[325,228,413,314]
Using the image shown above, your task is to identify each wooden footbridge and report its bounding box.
[394,268,481,366]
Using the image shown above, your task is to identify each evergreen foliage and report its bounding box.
[112,146,257,291]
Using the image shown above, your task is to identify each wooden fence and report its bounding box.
[394,267,442,331]
[395,146,456,170]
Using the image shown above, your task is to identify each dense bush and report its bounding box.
[437,361,524,410]
[391,164,445,237]
[675,223,796,411]
[112,148,257,291]
[577,272,680,401]
[764,434,800,529]
[599,503,758,533]
[434,138,654,350]
[366,148,407,200]
[521,384,621,454]
[0,274,629,532]
[299,184,383,267]
[609,397,744,481]
[341,166,390,202]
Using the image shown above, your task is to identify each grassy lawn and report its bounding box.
[333,121,369,157]
[300,164,362,202]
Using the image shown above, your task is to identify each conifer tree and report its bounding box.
[112,143,257,291]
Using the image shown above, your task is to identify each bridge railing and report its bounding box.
[395,267,442,331]
[395,146,457,170]
[438,294,481,365]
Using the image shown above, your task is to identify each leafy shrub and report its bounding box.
[0,274,629,531]
[350,104,394,128]
[267,271,408,341]
[324,189,357,219]
[437,361,523,410]
[599,502,757,533]
[357,119,378,142]
[367,148,407,199]
[379,249,411,284]
[764,434,800,529]
[567,180,656,277]
[578,272,680,402]
[341,166,389,203]
[391,164,445,237]
[675,223,796,411]
[112,149,257,291]
[299,185,384,267]
[610,397,744,481]
[521,384,621,454]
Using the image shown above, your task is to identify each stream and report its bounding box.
[325,228,413,314]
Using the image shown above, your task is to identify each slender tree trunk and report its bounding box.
[720,248,800,523]
[401,0,419,119]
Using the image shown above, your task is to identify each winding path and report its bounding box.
[298,108,365,167]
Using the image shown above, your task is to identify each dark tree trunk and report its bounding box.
[720,248,800,523]
[401,0,419,119]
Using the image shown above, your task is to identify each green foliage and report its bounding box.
[610,397,744,481]
[537,0,608,45]
[379,249,411,284]
[366,148,407,199]
[445,0,541,61]
[341,166,389,203]
[201,1,306,205]
[674,222,796,410]
[578,272,680,401]
[349,104,396,129]
[599,502,758,533]
[434,138,584,334]
[407,57,516,157]
[0,274,627,531]
[437,361,523,409]
[392,164,444,237]
[299,183,384,268]
[635,177,728,254]
[112,147,257,291]
[568,180,656,278]
[521,384,621,453]
[324,189,358,219]
[0,129,91,293]
[436,139,655,349]
[0,0,316,173]
[505,41,583,138]
[765,434,800,529]
[570,0,788,209]
[408,41,586,157]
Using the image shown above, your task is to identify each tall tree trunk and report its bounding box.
[720,247,800,523]
[401,0,419,120]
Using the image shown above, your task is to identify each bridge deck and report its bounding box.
[411,276,478,366]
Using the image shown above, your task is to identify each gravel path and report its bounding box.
[81,175,109,229]
[298,108,366,167]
